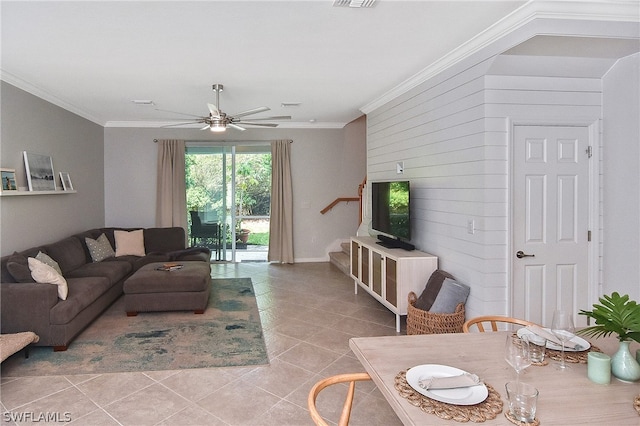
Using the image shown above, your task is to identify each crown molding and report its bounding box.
[360,0,640,114]
[1,70,105,126]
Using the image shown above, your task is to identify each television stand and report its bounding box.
[376,235,415,251]
[350,236,438,332]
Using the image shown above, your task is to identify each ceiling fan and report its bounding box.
[158,84,290,132]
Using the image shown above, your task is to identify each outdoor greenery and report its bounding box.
[247,232,270,246]
[186,152,271,219]
[186,151,271,246]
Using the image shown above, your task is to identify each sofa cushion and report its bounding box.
[28,257,68,300]
[114,229,145,257]
[429,278,470,313]
[35,251,62,275]
[85,233,116,262]
[144,227,185,253]
[49,276,111,325]
[43,237,87,275]
[65,260,132,284]
[6,252,35,283]
[133,253,171,270]
[414,269,455,311]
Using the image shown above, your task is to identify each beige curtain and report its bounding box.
[155,139,188,234]
[268,139,294,263]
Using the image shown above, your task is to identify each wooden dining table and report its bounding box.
[349,332,640,425]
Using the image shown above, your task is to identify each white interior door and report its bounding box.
[512,125,591,327]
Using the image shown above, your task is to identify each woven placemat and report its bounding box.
[504,410,540,426]
[394,370,503,423]
[634,395,640,416]
[544,345,601,364]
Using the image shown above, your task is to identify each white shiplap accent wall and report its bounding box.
[366,56,603,319]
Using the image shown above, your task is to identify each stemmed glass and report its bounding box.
[551,310,575,370]
[504,334,531,383]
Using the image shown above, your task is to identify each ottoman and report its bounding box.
[123,261,211,316]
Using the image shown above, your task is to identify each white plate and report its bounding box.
[405,364,488,405]
[517,327,590,352]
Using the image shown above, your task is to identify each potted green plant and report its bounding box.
[578,292,640,381]
[235,222,251,244]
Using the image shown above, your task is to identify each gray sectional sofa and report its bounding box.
[0,227,210,351]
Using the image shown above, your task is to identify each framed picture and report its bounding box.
[1,168,17,191]
[23,152,56,191]
[59,172,73,191]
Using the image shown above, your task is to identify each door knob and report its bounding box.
[516,251,535,259]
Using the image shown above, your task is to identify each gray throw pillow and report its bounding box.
[414,269,455,311]
[6,252,35,283]
[86,233,116,262]
[429,277,470,313]
[35,251,62,275]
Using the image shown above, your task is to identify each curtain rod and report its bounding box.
[153,139,292,143]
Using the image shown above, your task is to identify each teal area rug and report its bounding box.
[2,278,268,376]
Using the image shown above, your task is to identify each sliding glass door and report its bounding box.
[185,143,271,262]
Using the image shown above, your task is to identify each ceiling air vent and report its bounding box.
[333,0,376,8]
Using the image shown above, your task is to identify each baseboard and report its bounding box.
[293,257,330,263]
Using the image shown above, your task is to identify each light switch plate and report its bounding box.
[467,219,475,234]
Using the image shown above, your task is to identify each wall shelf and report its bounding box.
[0,190,76,197]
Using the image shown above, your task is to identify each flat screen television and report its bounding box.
[371,180,414,250]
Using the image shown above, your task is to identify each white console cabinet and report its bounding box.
[350,236,438,332]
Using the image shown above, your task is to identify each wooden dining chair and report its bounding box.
[308,372,372,426]
[462,315,535,333]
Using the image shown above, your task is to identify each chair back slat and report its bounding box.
[463,315,535,333]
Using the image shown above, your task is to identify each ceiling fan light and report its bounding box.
[210,122,226,132]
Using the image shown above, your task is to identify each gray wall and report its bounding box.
[0,80,365,262]
[0,82,105,256]
[104,117,366,262]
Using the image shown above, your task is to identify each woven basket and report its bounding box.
[406,291,465,335]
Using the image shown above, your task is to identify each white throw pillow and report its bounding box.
[28,257,68,300]
[114,229,146,257]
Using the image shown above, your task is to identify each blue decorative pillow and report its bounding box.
[429,278,470,313]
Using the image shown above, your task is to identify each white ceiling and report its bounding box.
[1,1,638,130]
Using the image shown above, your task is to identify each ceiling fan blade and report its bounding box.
[207,103,221,118]
[231,106,270,119]
[239,122,279,127]
[160,121,201,128]
[227,123,246,131]
[200,124,211,131]
[238,115,291,121]
[155,108,203,119]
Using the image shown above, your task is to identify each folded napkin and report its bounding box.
[419,373,481,390]
[525,325,580,350]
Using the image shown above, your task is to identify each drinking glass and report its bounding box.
[551,310,575,370]
[523,334,546,364]
[505,334,531,382]
[505,381,539,422]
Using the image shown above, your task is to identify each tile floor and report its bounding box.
[1,262,405,425]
